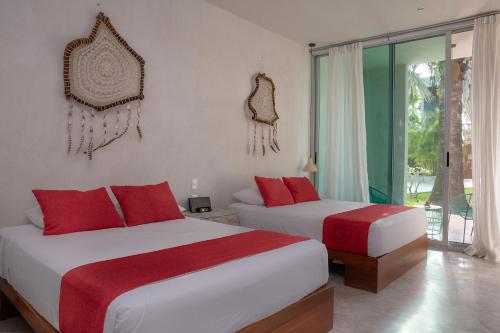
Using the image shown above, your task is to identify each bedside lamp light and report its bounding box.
[303,157,318,173]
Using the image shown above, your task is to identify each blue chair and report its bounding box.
[448,193,473,243]
[369,187,390,204]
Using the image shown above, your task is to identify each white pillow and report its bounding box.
[25,206,44,228]
[233,188,264,206]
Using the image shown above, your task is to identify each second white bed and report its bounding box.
[229,199,427,257]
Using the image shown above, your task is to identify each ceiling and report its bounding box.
[204,0,499,47]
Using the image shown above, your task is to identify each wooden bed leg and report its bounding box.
[0,290,18,320]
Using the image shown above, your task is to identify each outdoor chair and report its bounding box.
[448,193,473,243]
[369,186,390,204]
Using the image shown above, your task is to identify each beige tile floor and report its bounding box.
[329,250,500,333]
[1,250,499,333]
[447,214,474,244]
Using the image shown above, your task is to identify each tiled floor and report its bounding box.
[448,214,474,244]
[1,250,499,333]
[330,250,500,333]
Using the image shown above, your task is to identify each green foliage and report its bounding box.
[407,62,443,175]
[406,187,473,207]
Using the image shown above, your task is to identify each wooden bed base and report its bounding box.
[328,234,427,293]
[0,279,333,333]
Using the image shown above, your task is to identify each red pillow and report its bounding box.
[32,188,124,236]
[254,177,294,207]
[111,181,184,226]
[282,177,320,203]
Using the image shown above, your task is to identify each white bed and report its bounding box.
[0,218,328,333]
[229,200,427,257]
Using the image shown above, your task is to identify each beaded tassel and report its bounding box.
[87,109,95,160]
[253,123,257,154]
[100,112,108,148]
[269,125,277,153]
[261,124,265,156]
[89,107,130,153]
[75,107,86,154]
[246,121,251,154]
[136,101,143,139]
[69,101,141,159]
[115,108,121,137]
[273,123,280,151]
[67,102,73,154]
[126,104,132,128]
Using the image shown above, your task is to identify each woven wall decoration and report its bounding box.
[63,12,145,160]
[247,73,280,156]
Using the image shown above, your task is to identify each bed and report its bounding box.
[0,218,333,333]
[229,199,428,292]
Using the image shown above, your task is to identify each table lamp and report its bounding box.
[303,157,318,173]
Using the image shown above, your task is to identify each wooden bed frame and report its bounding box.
[0,278,333,333]
[328,234,427,293]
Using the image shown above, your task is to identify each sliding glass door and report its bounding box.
[313,31,474,246]
[363,45,394,205]
[362,36,448,241]
[394,36,447,241]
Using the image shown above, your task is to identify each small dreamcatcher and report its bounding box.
[64,12,145,160]
[246,73,280,156]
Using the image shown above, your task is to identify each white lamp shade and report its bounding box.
[303,157,318,173]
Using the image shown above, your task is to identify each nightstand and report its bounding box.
[183,208,240,226]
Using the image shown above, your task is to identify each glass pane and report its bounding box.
[448,31,473,244]
[317,55,329,197]
[363,45,393,204]
[395,36,446,241]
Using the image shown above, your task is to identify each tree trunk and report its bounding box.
[429,59,468,208]
[428,62,446,205]
[448,59,468,208]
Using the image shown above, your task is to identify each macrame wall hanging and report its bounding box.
[247,73,280,156]
[64,12,145,160]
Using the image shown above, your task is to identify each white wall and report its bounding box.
[0,0,310,227]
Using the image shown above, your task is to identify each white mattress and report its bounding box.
[0,218,328,333]
[229,200,427,257]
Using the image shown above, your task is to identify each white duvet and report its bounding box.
[229,200,427,257]
[0,218,328,333]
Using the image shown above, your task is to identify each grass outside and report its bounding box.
[406,187,473,206]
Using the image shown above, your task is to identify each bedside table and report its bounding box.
[183,208,240,226]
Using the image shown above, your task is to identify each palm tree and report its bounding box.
[448,58,471,209]
[428,58,471,208]
[406,64,435,201]
[407,64,433,105]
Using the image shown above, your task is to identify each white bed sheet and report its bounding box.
[228,200,427,257]
[0,218,328,333]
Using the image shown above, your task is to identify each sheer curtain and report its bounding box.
[324,43,369,202]
[465,14,500,262]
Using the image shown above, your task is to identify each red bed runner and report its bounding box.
[323,204,413,255]
[59,230,308,333]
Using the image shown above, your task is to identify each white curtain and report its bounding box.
[324,43,369,202]
[465,14,500,262]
